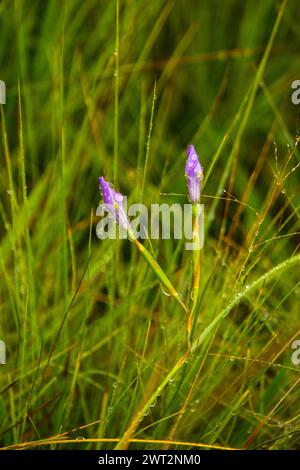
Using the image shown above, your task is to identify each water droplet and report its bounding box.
[114,192,123,202]
[160,285,171,296]
[150,398,157,408]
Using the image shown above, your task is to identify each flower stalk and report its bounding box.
[185,145,203,346]
[191,203,201,314]
[99,176,191,352]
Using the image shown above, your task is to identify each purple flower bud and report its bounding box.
[185,144,203,203]
[98,176,130,230]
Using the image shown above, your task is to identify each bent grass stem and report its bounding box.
[115,254,300,450]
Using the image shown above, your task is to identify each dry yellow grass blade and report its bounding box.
[0,437,238,451]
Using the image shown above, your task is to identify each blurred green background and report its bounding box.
[0,0,300,450]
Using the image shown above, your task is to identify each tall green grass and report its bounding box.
[0,0,300,450]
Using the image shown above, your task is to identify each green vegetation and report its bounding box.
[0,0,300,450]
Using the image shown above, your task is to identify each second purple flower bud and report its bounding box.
[185,144,203,203]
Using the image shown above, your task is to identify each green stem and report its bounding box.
[130,237,191,352]
[191,203,201,315]
[132,238,189,314]
[186,203,202,350]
